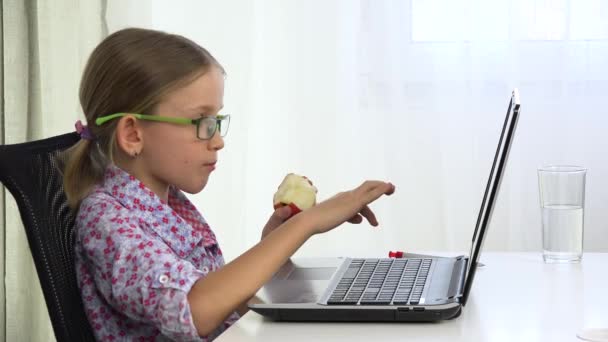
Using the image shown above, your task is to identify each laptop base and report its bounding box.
[250,305,462,322]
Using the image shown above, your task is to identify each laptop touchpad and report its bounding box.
[287,267,335,280]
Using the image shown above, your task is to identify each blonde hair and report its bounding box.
[63,28,223,209]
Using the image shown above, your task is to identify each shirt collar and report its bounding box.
[100,165,218,257]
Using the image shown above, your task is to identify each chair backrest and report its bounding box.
[0,132,96,341]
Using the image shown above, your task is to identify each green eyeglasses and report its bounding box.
[95,113,230,140]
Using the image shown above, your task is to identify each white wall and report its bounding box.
[106,0,608,261]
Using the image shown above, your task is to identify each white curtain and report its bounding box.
[107,0,608,263]
[1,1,106,340]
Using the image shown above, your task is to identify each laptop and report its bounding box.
[249,89,521,322]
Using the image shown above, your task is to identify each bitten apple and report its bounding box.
[273,173,318,216]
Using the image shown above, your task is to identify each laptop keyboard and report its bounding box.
[327,258,432,305]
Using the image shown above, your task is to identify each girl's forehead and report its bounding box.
[161,69,224,113]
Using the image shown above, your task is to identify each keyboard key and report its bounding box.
[360,300,391,305]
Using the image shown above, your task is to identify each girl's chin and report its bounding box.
[178,178,209,194]
[194,178,210,193]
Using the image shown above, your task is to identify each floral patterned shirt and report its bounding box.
[75,164,239,341]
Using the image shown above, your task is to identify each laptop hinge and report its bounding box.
[446,256,468,300]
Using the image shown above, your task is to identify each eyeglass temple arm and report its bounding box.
[95,113,195,126]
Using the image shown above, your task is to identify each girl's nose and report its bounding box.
[208,131,224,151]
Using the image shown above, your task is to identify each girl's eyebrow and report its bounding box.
[189,104,224,113]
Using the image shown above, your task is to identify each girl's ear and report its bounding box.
[115,115,144,157]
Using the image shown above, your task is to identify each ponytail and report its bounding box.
[63,138,110,209]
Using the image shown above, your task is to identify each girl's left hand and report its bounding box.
[260,206,294,240]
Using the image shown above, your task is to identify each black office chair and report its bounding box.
[0,132,96,341]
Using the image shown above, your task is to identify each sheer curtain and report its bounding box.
[1,1,105,340]
[107,0,608,263]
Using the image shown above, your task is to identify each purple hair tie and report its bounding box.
[75,120,95,140]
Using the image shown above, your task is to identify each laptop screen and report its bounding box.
[461,89,521,305]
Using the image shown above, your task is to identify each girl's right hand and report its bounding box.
[302,180,396,236]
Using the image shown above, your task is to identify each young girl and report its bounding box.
[63,28,395,341]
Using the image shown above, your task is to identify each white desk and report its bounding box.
[217,253,608,342]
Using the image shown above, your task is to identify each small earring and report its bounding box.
[133,151,139,157]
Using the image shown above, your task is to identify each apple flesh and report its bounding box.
[273,173,318,216]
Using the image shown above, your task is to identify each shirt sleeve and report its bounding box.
[78,198,207,341]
